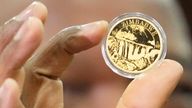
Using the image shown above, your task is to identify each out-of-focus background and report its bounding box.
[0,0,192,108]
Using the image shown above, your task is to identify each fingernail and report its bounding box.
[13,17,33,41]
[80,20,108,38]
[81,20,108,30]
[78,20,108,44]
[15,1,39,21]
[0,79,10,98]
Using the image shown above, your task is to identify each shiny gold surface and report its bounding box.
[106,17,162,73]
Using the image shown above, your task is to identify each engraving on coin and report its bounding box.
[105,16,164,74]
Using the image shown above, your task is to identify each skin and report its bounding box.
[0,1,183,108]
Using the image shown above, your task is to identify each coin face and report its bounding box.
[102,13,166,78]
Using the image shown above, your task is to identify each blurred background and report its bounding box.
[0,0,192,108]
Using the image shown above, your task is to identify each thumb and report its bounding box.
[116,59,183,108]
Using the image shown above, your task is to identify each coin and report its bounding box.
[102,13,167,78]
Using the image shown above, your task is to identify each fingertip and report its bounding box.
[0,79,20,108]
[96,20,109,43]
[96,20,109,33]
[152,59,184,82]
[2,78,20,94]
[117,59,183,108]
[16,1,48,23]
[161,59,183,75]
[32,1,48,23]
[79,20,109,45]
[91,20,109,44]
[135,59,183,81]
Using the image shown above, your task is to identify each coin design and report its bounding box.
[102,13,166,78]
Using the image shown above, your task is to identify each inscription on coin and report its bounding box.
[106,17,163,73]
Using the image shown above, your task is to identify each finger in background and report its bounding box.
[0,1,47,54]
[0,78,23,108]
[0,17,44,84]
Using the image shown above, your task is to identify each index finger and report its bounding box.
[25,21,108,78]
[116,59,183,108]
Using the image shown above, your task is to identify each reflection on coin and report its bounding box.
[102,13,167,78]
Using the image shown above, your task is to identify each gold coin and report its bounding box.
[102,13,166,78]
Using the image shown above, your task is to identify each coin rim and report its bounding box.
[102,12,167,78]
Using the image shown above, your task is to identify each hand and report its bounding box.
[0,1,183,108]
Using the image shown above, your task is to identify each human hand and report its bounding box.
[0,1,108,108]
[0,1,183,108]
